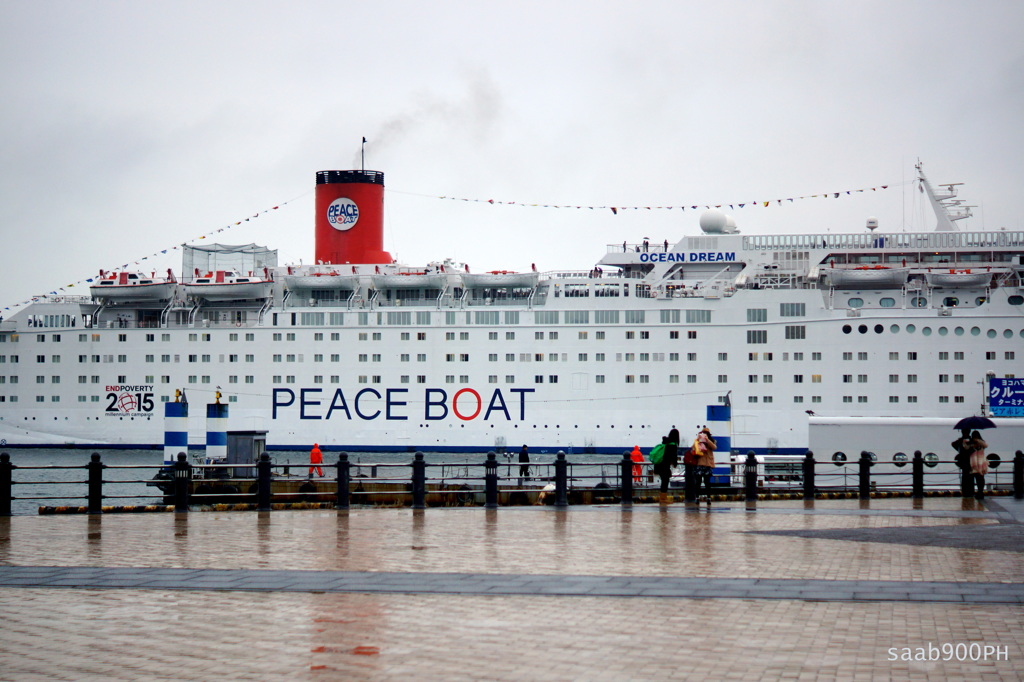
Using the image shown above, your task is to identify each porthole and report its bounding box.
[923,452,939,468]
[922,327,932,337]
[976,297,987,306]
[832,452,847,466]
[848,298,864,308]
[880,297,896,308]
[893,452,908,468]
[911,297,928,308]
[1007,295,1023,305]
[987,329,997,338]
[890,324,900,333]
[874,324,884,334]
[971,326,981,336]
[954,327,965,336]
[907,324,916,333]
[943,297,959,307]
[1004,329,1013,339]
[987,453,1001,469]
[858,324,868,334]
[938,327,948,336]
[863,451,877,467]
[842,324,852,334]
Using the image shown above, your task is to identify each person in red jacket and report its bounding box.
[309,443,324,478]
[630,445,644,484]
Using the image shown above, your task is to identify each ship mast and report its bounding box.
[916,160,974,232]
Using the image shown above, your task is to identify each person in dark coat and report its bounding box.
[519,444,530,480]
[654,428,680,500]
[952,428,974,497]
[968,430,989,500]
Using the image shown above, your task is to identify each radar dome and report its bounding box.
[700,209,728,234]
[866,217,879,232]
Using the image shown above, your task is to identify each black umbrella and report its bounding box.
[953,416,996,431]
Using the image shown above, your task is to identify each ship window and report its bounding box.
[858,325,867,334]
[890,325,900,333]
[976,297,987,306]
[911,297,928,308]
[879,298,895,308]
[922,327,932,336]
[943,297,959,307]
[1004,329,1014,338]
[847,298,864,308]
[939,327,949,336]
[831,452,847,466]
[842,325,852,334]
[906,324,916,333]
[987,329,997,338]
[1008,295,1024,305]
[923,453,939,468]
[874,325,883,334]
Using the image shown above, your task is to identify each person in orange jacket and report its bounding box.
[630,445,644,484]
[309,443,324,477]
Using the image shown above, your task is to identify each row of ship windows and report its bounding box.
[4,350,1016,366]
[5,367,1017,387]
[0,392,972,406]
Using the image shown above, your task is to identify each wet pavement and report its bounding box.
[1,497,1022,680]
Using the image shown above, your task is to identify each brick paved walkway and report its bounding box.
[1,497,1022,679]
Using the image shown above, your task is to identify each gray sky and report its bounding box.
[2,0,1022,309]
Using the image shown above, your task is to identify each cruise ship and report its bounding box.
[1,163,1022,459]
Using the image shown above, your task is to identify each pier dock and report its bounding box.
[1,497,1022,678]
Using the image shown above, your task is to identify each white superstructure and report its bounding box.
[1,163,1021,457]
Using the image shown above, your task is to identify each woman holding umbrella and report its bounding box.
[953,416,995,500]
[968,430,989,500]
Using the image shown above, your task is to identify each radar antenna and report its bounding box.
[916,160,973,232]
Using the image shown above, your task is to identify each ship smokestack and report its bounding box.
[314,170,392,265]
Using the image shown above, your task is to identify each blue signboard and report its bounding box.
[989,377,1024,417]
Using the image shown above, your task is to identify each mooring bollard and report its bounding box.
[620,451,633,507]
[912,450,924,499]
[173,452,191,512]
[744,451,758,501]
[336,452,350,510]
[802,451,815,500]
[484,452,498,509]
[554,451,568,508]
[859,451,871,499]
[412,452,426,509]
[256,453,272,511]
[87,453,104,514]
[1014,450,1023,500]
[0,453,13,516]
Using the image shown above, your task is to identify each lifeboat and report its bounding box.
[283,272,361,290]
[89,270,177,302]
[824,266,909,289]
[370,272,446,289]
[184,271,273,301]
[924,268,995,288]
[461,271,540,289]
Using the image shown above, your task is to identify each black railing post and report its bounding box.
[256,453,272,511]
[484,452,498,509]
[336,452,350,510]
[0,453,13,516]
[87,453,104,514]
[554,451,568,508]
[173,453,191,512]
[912,450,924,499]
[1014,450,1023,500]
[620,451,633,507]
[744,451,758,502]
[412,452,426,509]
[858,451,871,499]
[684,462,696,502]
[802,451,815,500]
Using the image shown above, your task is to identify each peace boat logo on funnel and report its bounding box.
[326,196,359,231]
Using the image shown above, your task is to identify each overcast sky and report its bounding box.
[2,0,1022,309]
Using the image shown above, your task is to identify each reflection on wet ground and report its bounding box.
[1,497,1022,679]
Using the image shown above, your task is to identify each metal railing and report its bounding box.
[1,449,1022,515]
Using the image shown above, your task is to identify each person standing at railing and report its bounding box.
[952,429,975,497]
[630,445,644,484]
[519,444,531,480]
[309,443,324,478]
[968,430,988,500]
[654,429,679,503]
[693,426,717,505]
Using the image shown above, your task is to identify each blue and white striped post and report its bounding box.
[205,399,228,462]
[163,401,189,466]
[706,404,731,454]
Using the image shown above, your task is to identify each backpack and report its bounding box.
[649,442,665,465]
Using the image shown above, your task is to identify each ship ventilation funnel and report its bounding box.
[314,170,393,265]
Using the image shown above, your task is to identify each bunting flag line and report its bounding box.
[414,182,894,215]
[4,193,307,312]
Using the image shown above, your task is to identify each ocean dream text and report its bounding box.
[638,252,736,263]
